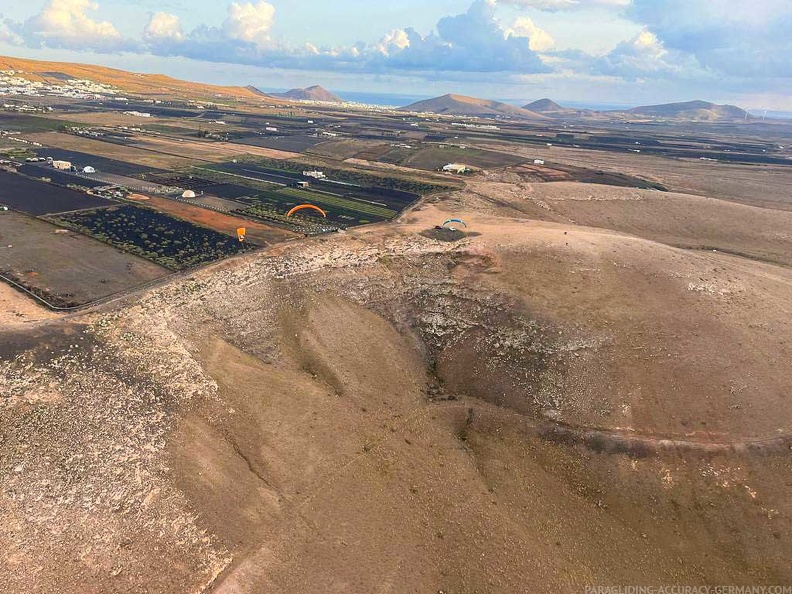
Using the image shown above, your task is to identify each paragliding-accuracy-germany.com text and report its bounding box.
[583,585,792,594]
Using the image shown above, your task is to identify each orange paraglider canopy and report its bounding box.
[286,204,327,218]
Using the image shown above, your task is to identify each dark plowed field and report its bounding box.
[0,170,114,215]
[33,148,164,176]
[17,164,108,189]
[234,135,325,152]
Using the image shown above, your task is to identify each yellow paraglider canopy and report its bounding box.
[237,227,246,242]
[286,204,327,218]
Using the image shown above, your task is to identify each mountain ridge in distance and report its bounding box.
[625,99,750,121]
[271,85,343,103]
[401,93,548,120]
[523,98,566,113]
[522,97,750,122]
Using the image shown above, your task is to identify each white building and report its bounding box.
[303,170,326,179]
[181,190,196,198]
[442,163,468,174]
[83,166,96,174]
[52,160,71,170]
[533,159,545,165]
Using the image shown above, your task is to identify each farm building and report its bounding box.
[442,163,468,174]
[181,190,196,199]
[303,170,325,179]
[83,166,96,174]
[534,159,545,165]
[52,160,71,170]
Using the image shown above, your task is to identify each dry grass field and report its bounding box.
[24,131,199,169]
[0,210,170,307]
[480,141,792,210]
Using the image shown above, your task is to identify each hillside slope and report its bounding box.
[627,100,749,121]
[272,85,343,102]
[402,93,548,120]
[1,178,791,592]
[0,54,269,102]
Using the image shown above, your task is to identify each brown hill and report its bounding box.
[523,97,565,112]
[272,85,343,103]
[626,100,749,121]
[0,54,272,103]
[244,85,273,98]
[3,165,792,591]
[402,93,548,120]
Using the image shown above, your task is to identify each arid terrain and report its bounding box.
[2,52,792,594]
[3,160,792,592]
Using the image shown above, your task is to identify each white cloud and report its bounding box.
[506,16,555,51]
[627,0,792,77]
[2,0,788,104]
[222,1,275,47]
[496,0,630,11]
[376,29,410,57]
[591,29,708,80]
[0,17,23,46]
[142,0,550,75]
[619,30,665,60]
[143,12,183,42]
[23,0,124,51]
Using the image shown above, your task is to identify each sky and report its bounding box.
[0,0,790,109]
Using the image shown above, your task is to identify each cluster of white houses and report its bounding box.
[0,71,121,100]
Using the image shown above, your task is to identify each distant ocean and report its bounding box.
[747,110,792,120]
[335,91,434,107]
[255,88,792,119]
[254,88,433,108]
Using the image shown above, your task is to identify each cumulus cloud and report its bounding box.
[376,29,411,57]
[143,12,183,42]
[627,0,792,77]
[134,0,550,75]
[139,1,283,63]
[495,0,630,11]
[4,0,787,100]
[587,29,710,81]
[222,1,275,46]
[22,0,125,51]
[377,0,549,72]
[506,16,555,51]
[0,17,24,46]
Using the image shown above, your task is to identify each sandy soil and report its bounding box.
[480,141,792,211]
[141,195,298,246]
[0,282,57,325]
[1,173,791,593]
